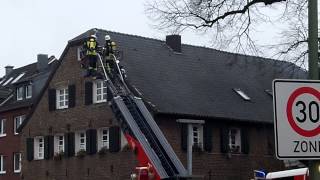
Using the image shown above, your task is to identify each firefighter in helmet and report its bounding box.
[82,34,99,77]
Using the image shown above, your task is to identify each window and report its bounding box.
[93,80,107,103]
[54,135,64,153]
[14,115,25,135]
[75,131,86,153]
[191,124,203,149]
[34,136,44,160]
[26,84,32,99]
[0,119,6,137]
[233,88,251,101]
[98,128,109,150]
[56,87,68,109]
[16,87,23,101]
[13,153,21,173]
[0,155,5,174]
[229,128,241,153]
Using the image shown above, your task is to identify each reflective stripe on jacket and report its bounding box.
[86,38,97,55]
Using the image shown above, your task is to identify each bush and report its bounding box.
[76,149,86,158]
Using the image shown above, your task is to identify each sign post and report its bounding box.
[273,80,320,159]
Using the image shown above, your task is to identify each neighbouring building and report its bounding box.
[0,55,58,180]
[19,29,306,180]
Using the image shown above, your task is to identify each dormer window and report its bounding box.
[26,84,32,99]
[16,87,23,101]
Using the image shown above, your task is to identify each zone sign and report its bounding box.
[273,79,320,159]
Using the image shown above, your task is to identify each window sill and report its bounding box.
[0,171,6,175]
[34,158,44,161]
[26,96,32,99]
[14,170,21,174]
[0,134,7,138]
[14,132,19,135]
[57,106,69,110]
[94,100,107,104]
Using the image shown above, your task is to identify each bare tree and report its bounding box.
[145,0,317,67]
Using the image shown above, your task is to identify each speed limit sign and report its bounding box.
[273,79,320,159]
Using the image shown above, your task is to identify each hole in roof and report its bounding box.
[11,73,25,84]
[2,77,14,86]
[265,89,273,97]
[233,88,251,101]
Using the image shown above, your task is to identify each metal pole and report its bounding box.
[187,124,193,175]
[308,0,319,179]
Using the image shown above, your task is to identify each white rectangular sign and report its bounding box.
[273,79,320,159]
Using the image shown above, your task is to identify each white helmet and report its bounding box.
[90,34,97,39]
[105,35,111,41]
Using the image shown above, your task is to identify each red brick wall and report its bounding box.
[20,44,284,180]
[0,108,29,180]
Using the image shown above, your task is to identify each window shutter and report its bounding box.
[68,132,75,156]
[68,85,76,108]
[220,128,229,153]
[85,82,93,105]
[64,133,69,157]
[86,129,97,154]
[26,138,34,161]
[48,89,56,111]
[241,128,249,154]
[109,126,120,152]
[181,124,188,151]
[44,136,54,159]
[204,125,213,152]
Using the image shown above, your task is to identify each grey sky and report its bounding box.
[0,0,213,76]
[0,0,313,76]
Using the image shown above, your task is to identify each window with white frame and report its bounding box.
[0,119,6,137]
[229,128,241,153]
[93,80,107,103]
[75,131,86,153]
[54,135,64,153]
[0,155,5,174]
[191,124,203,149]
[25,84,32,99]
[98,128,109,150]
[56,87,68,109]
[13,153,21,173]
[34,136,44,160]
[14,115,25,135]
[16,87,23,101]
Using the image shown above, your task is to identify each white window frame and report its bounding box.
[93,80,107,104]
[75,131,86,153]
[191,124,203,149]
[13,153,21,173]
[25,84,32,99]
[54,134,65,153]
[34,136,44,160]
[56,87,69,109]
[98,128,109,150]
[229,128,241,153]
[16,86,23,101]
[0,119,6,137]
[14,115,25,135]
[0,155,5,174]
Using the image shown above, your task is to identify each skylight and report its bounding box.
[2,77,13,86]
[11,73,25,84]
[0,79,5,85]
[48,57,57,64]
[233,88,251,101]
[265,89,273,97]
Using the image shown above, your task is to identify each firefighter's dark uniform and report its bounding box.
[104,40,116,74]
[83,37,98,76]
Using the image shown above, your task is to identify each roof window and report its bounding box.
[2,77,13,86]
[233,88,251,101]
[0,79,5,85]
[265,89,273,97]
[11,73,25,84]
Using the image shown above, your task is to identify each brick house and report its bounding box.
[0,55,58,180]
[19,29,306,180]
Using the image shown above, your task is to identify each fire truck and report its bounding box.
[254,168,308,180]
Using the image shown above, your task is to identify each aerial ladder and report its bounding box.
[95,49,189,180]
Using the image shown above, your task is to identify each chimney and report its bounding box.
[166,35,181,53]
[5,65,14,76]
[37,54,48,72]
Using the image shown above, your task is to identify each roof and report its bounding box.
[0,56,59,112]
[70,28,307,124]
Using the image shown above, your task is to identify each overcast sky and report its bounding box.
[0,0,315,76]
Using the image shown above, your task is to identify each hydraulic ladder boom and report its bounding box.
[97,54,188,179]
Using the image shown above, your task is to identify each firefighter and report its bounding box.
[82,34,99,77]
[103,35,117,77]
